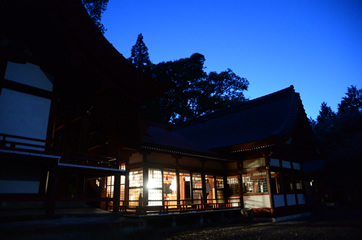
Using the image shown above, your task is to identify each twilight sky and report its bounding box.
[102,0,361,119]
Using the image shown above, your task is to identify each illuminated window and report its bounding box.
[120,162,126,170]
[105,175,126,209]
[129,168,143,207]
[148,168,162,189]
[148,168,162,206]
[205,175,215,204]
[120,176,125,205]
[106,175,114,198]
[129,168,143,188]
[242,172,268,194]
[179,171,191,205]
[227,176,239,195]
[227,176,240,207]
[164,169,177,208]
[216,176,224,204]
[192,172,202,204]
[129,188,142,207]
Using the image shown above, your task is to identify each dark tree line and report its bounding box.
[311,86,362,205]
[82,0,109,34]
[129,34,249,124]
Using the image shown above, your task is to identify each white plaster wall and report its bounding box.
[0,180,40,194]
[243,194,271,208]
[281,160,292,169]
[297,193,306,204]
[292,162,301,170]
[286,194,296,206]
[5,62,53,91]
[0,166,41,194]
[273,194,285,207]
[0,88,50,142]
[243,158,265,169]
[269,158,280,167]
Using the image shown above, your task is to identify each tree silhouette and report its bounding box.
[337,85,362,114]
[128,34,249,124]
[315,102,335,134]
[82,0,109,34]
[141,53,248,124]
[312,85,362,205]
[128,34,152,74]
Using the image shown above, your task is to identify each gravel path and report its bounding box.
[163,208,362,240]
[3,207,361,239]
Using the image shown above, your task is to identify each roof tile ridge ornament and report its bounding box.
[174,85,296,130]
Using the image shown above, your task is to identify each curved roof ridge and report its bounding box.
[271,90,300,139]
[174,85,295,130]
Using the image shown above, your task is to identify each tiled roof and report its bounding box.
[173,85,301,150]
[142,86,304,156]
[142,122,215,156]
[0,0,161,102]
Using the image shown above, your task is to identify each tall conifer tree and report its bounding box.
[128,34,152,73]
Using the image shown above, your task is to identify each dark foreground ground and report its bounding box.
[2,206,362,240]
[165,209,362,240]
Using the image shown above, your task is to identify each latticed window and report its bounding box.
[148,168,162,189]
[148,168,162,206]
[192,172,202,202]
[205,175,215,204]
[106,175,126,200]
[105,175,126,208]
[215,176,224,204]
[179,171,191,204]
[192,173,202,189]
[227,176,239,195]
[216,176,224,189]
[129,168,143,207]
[164,169,177,208]
[242,172,268,194]
[129,168,143,187]
[106,175,114,198]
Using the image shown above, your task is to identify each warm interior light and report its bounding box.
[170,178,176,191]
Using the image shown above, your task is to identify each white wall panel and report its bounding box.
[0,88,50,141]
[273,194,285,207]
[297,193,306,204]
[5,62,53,91]
[243,194,271,208]
[286,194,296,206]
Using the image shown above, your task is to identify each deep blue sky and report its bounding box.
[102,0,361,119]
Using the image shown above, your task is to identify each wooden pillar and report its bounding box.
[46,163,58,216]
[279,159,288,207]
[125,166,130,208]
[223,175,228,206]
[190,171,194,204]
[176,165,180,207]
[238,161,244,208]
[113,172,121,213]
[238,174,244,208]
[201,160,206,205]
[143,152,148,207]
[45,97,58,152]
[266,167,275,216]
[214,175,218,205]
